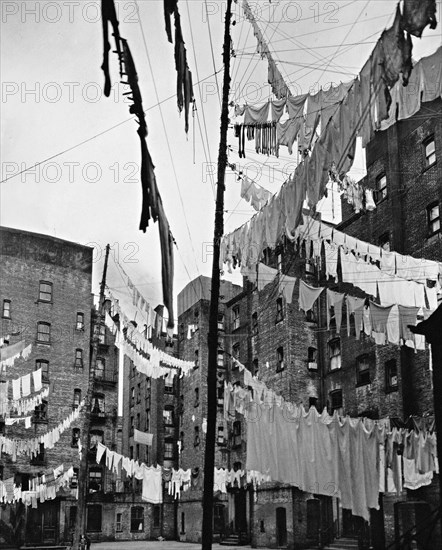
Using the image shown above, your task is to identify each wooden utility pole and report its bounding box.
[409,303,442,535]
[201,1,233,548]
[73,244,110,549]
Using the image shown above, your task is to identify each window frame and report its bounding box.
[375,173,387,203]
[427,202,440,237]
[2,299,11,319]
[34,400,48,423]
[86,504,102,532]
[116,513,123,532]
[232,305,240,331]
[330,389,343,414]
[276,346,284,372]
[73,389,82,409]
[385,359,398,393]
[95,357,105,379]
[37,322,51,344]
[356,354,371,386]
[130,506,144,532]
[328,338,342,371]
[252,312,258,335]
[194,426,200,447]
[38,281,53,303]
[36,359,49,382]
[164,441,174,460]
[275,297,284,323]
[76,312,85,331]
[232,420,242,448]
[423,135,436,168]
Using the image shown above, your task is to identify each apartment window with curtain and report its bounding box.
[37,322,51,343]
[36,359,49,382]
[38,281,53,302]
[424,136,436,167]
[328,338,341,371]
[427,202,440,236]
[2,300,11,319]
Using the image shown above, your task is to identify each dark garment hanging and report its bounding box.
[121,39,148,137]
[157,203,175,331]
[163,0,178,43]
[173,10,194,133]
[138,128,160,231]
[402,0,437,38]
[100,0,123,97]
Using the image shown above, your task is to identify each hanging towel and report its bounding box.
[324,242,339,282]
[142,466,163,503]
[326,290,345,332]
[270,98,286,122]
[12,378,21,401]
[279,275,297,304]
[370,302,393,345]
[420,47,442,102]
[398,305,420,345]
[386,305,400,345]
[299,280,324,313]
[134,429,153,446]
[96,443,107,464]
[244,102,270,125]
[21,374,31,397]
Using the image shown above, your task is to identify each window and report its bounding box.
[375,173,387,202]
[145,409,150,431]
[252,312,258,335]
[276,346,284,372]
[39,281,53,302]
[328,338,341,371]
[130,416,134,436]
[71,428,80,447]
[74,349,83,368]
[116,513,122,532]
[356,354,371,386]
[232,420,242,447]
[131,506,144,532]
[276,297,284,323]
[88,469,102,493]
[181,512,185,534]
[34,400,48,422]
[305,259,315,275]
[90,430,103,450]
[180,431,185,450]
[37,322,51,343]
[330,389,343,414]
[73,389,81,409]
[385,359,398,392]
[71,469,79,488]
[87,504,102,532]
[91,393,105,414]
[217,425,225,445]
[424,136,436,167]
[217,350,224,368]
[153,505,161,528]
[36,359,49,382]
[194,349,199,368]
[232,342,240,361]
[164,441,174,460]
[307,347,317,370]
[137,383,141,403]
[194,387,199,407]
[427,202,440,236]
[309,397,318,410]
[164,373,174,393]
[379,232,391,252]
[232,305,240,330]
[69,506,77,528]
[95,357,105,379]
[97,324,106,344]
[136,413,140,429]
[2,300,11,319]
[163,408,174,426]
[179,323,184,341]
[252,358,259,377]
[218,313,224,331]
[76,312,84,330]
[194,426,200,446]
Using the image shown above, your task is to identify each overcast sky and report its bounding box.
[1,0,440,325]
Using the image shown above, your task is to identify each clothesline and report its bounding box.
[0,400,84,460]
[0,341,32,373]
[0,387,49,419]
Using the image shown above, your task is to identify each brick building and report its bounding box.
[0,227,123,547]
[173,97,441,548]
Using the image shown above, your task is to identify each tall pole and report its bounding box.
[201,1,233,548]
[73,244,110,549]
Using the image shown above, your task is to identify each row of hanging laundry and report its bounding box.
[1,368,44,403]
[0,464,75,506]
[0,340,32,373]
[0,400,84,461]
[105,297,194,375]
[99,0,176,332]
[0,387,49,419]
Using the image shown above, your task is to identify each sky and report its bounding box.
[1,0,441,325]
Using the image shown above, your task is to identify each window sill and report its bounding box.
[36,341,51,347]
[422,159,436,174]
[426,231,441,241]
[385,386,398,394]
[1,316,11,320]
[276,368,285,373]
[356,381,371,388]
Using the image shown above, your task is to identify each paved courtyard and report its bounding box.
[91,541,255,550]
[90,540,324,550]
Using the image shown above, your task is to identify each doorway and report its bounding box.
[276,507,287,547]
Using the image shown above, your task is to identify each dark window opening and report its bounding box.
[385,359,398,392]
[328,338,341,371]
[252,312,258,335]
[276,297,284,323]
[356,354,371,386]
[375,173,387,203]
[36,359,49,382]
[276,347,284,372]
[153,505,161,528]
[71,428,80,447]
[427,202,440,236]
[87,504,102,532]
[330,390,343,414]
